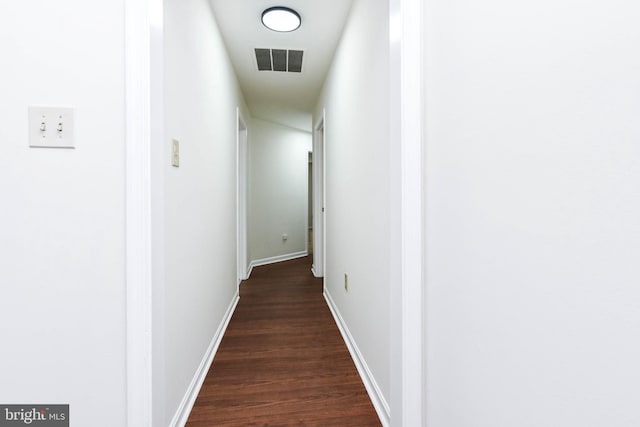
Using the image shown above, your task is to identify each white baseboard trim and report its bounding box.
[247,251,308,278]
[324,289,390,427]
[170,291,240,427]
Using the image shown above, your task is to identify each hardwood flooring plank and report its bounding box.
[185,256,381,426]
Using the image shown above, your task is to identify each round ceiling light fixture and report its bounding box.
[262,7,301,32]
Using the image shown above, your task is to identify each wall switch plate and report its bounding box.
[29,106,75,148]
[172,139,180,167]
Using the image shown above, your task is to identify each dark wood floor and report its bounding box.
[186,256,381,426]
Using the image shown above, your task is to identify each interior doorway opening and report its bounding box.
[312,111,325,278]
[237,108,248,283]
[308,151,313,255]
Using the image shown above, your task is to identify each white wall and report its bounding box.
[163,0,249,423]
[251,106,313,134]
[314,0,391,414]
[0,2,126,426]
[423,1,640,426]
[248,118,312,264]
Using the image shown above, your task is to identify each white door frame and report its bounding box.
[312,110,326,278]
[389,0,424,425]
[124,0,424,425]
[306,151,313,256]
[126,0,167,425]
[237,108,249,283]
[125,0,162,426]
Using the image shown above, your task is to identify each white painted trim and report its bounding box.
[236,108,249,283]
[399,0,424,423]
[390,0,424,425]
[324,289,390,426]
[247,251,308,278]
[169,292,240,427]
[312,110,326,279]
[125,0,159,425]
[305,151,312,258]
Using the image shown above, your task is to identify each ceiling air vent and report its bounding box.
[272,49,287,71]
[288,50,303,72]
[254,48,304,73]
[255,48,272,71]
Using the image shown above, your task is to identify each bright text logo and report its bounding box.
[0,406,68,427]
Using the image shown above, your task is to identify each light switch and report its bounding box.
[29,106,75,148]
[172,139,180,167]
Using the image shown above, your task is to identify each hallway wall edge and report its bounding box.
[324,289,391,426]
[169,291,240,427]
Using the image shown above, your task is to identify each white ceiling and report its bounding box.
[209,0,354,131]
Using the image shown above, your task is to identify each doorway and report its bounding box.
[237,108,248,283]
[312,111,325,278]
[308,151,313,255]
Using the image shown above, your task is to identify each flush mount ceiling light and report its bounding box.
[262,7,301,32]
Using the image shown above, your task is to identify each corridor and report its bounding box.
[5,0,640,425]
[185,257,380,426]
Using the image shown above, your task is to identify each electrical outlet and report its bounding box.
[344,273,348,292]
[282,233,288,241]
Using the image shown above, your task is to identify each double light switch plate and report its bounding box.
[29,106,75,148]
